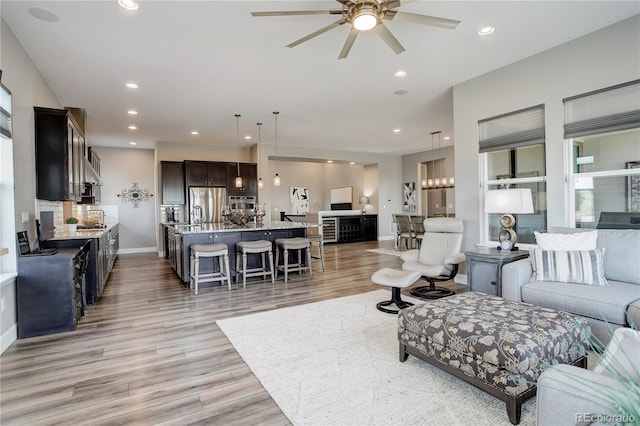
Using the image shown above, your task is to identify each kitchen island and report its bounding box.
[43,223,119,304]
[166,221,308,284]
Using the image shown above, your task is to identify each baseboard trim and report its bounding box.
[117,247,157,255]
[1,323,17,354]
[455,274,468,285]
[378,235,395,241]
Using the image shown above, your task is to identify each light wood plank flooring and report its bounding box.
[1,240,465,425]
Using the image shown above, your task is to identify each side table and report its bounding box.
[465,248,529,297]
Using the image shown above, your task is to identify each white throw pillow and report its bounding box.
[534,230,598,250]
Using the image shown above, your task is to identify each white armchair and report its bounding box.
[536,327,640,426]
[400,217,465,299]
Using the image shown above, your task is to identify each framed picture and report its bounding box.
[403,182,416,212]
[627,161,640,212]
[290,187,309,214]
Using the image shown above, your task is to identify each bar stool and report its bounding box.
[235,240,275,287]
[275,237,312,283]
[189,243,231,295]
[305,224,325,271]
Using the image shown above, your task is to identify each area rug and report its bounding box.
[365,247,403,257]
[217,291,536,426]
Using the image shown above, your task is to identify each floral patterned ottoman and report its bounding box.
[398,292,590,425]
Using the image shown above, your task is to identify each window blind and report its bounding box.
[0,84,12,139]
[478,104,545,153]
[563,79,640,138]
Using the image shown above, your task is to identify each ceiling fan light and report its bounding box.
[353,9,377,31]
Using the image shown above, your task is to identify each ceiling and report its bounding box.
[2,1,638,156]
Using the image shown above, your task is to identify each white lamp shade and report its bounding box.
[359,196,370,205]
[484,188,534,214]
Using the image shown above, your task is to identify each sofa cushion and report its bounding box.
[592,327,640,383]
[534,230,597,250]
[531,249,608,286]
[627,299,640,330]
[597,229,640,285]
[521,280,639,326]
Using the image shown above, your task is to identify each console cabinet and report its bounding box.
[34,107,85,201]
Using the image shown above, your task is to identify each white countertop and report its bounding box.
[169,220,309,234]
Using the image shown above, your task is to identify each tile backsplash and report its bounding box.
[35,200,120,229]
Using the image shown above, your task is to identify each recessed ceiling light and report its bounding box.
[27,7,59,22]
[394,70,407,77]
[129,141,137,146]
[327,160,333,164]
[349,162,356,165]
[127,110,138,115]
[128,125,137,130]
[125,82,139,89]
[191,131,199,135]
[393,128,401,133]
[244,136,252,140]
[393,89,408,96]
[444,136,451,140]
[117,0,139,11]
[477,26,495,36]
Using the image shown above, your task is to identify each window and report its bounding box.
[479,105,547,244]
[564,80,640,230]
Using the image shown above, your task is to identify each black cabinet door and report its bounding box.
[185,161,209,187]
[227,163,257,196]
[161,161,185,204]
[185,161,227,187]
[35,107,84,201]
[362,215,378,241]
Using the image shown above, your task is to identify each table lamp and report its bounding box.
[484,188,534,251]
[359,196,370,213]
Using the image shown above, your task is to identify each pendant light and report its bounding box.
[429,130,455,189]
[273,111,281,187]
[234,114,242,188]
[257,122,264,189]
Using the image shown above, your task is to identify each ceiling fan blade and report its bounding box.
[385,0,418,8]
[388,11,460,29]
[251,10,340,17]
[338,28,359,59]
[286,19,347,48]
[374,24,405,55]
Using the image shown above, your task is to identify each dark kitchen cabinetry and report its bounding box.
[180,231,241,283]
[34,107,85,201]
[161,161,185,205]
[185,161,228,187]
[227,163,257,196]
[362,215,378,241]
[17,243,90,338]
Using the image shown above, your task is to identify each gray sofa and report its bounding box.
[502,229,640,346]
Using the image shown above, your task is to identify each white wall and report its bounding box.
[453,15,640,253]
[94,147,156,252]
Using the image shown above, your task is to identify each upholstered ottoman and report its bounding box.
[398,292,590,425]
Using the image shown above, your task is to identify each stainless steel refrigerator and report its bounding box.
[189,187,227,224]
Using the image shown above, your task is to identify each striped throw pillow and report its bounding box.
[532,249,609,286]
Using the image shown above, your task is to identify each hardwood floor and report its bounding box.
[0,240,466,425]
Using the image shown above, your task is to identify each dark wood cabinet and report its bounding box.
[362,215,378,241]
[227,163,257,196]
[185,161,228,187]
[17,243,90,338]
[34,107,85,201]
[161,161,185,204]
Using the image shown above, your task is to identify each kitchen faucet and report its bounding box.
[192,205,203,224]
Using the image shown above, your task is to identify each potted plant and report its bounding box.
[65,217,79,233]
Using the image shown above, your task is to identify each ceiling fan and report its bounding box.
[251,0,461,59]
